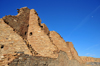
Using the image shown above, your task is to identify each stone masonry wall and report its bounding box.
[27,9,58,58]
[0,19,32,66]
[2,7,30,39]
[0,7,100,66]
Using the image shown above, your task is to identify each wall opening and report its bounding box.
[30,32,32,36]
[1,45,4,49]
[38,23,41,26]
[5,21,9,24]
[27,25,29,27]
[13,29,15,31]
[41,26,43,28]
[25,32,27,35]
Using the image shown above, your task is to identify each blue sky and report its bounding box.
[0,0,100,58]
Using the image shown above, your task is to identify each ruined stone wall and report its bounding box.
[0,19,31,66]
[2,7,30,39]
[8,51,82,66]
[66,42,83,63]
[0,7,100,66]
[80,56,100,62]
[49,31,73,60]
[27,9,58,58]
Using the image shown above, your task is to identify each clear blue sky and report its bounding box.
[0,0,100,58]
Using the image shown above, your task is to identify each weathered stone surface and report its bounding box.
[2,7,30,39]
[9,51,100,66]
[8,51,80,66]
[85,62,100,66]
[66,42,83,63]
[0,19,32,65]
[27,9,58,58]
[49,31,73,60]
